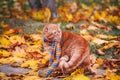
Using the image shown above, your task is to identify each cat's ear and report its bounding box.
[57,23,61,30]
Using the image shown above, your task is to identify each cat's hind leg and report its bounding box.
[83,55,96,74]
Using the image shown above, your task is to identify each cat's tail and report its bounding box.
[58,47,90,73]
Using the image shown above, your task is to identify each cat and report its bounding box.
[41,23,93,77]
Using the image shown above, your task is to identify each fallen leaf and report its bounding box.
[72,74,90,80]
[9,35,25,44]
[0,50,11,57]
[41,51,50,64]
[92,38,108,45]
[0,37,11,46]
[3,28,23,35]
[8,56,26,64]
[31,8,51,22]
[29,51,43,60]
[26,45,41,53]
[65,24,75,30]
[20,59,39,70]
[99,41,118,50]
[102,59,120,69]
[96,58,104,65]
[23,76,42,80]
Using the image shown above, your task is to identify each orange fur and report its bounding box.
[43,24,93,74]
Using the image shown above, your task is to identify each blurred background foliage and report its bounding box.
[0,0,120,21]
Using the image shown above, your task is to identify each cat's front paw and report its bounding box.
[38,68,48,78]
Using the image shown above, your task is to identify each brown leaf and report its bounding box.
[102,59,120,69]
[29,52,43,60]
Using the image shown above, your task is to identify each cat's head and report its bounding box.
[43,23,62,42]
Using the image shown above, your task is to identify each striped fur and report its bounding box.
[59,32,91,73]
[42,24,91,76]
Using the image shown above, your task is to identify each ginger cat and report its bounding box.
[42,23,93,76]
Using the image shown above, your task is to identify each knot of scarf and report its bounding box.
[40,38,61,77]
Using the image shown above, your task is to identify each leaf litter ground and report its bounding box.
[0,0,120,80]
[0,20,120,80]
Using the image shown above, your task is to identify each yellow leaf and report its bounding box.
[0,37,11,46]
[72,74,90,80]
[104,69,120,80]
[20,59,38,70]
[41,51,50,64]
[9,35,25,44]
[0,72,5,76]
[96,58,103,65]
[3,29,15,35]
[23,76,42,80]
[31,9,45,21]
[30,34,42,41]
[109,75,120,80]
[71,69,84,76]
[31,8,51,22]
[66,13,73,22]
[8,56,26,64]
[64,74,90,80]
[96,34,118,39]
[14,52,27,58]
[12,46,27,58]
[37,30,43,34]
[99,41,118,50]
[0,58,9,64]
[0,50,11,57]
[26,45,41,53]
